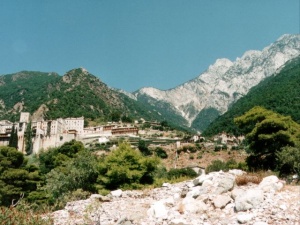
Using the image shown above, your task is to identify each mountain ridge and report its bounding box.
[0,34,299,132]
[203,54,300,136]
[133,34,300,130]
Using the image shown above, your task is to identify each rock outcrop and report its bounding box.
[50,170,299,225]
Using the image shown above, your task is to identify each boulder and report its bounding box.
[212,195,232,208]
[235,189,264,211]
[147,201,168,219]
[186,186,208,198]
[258,175,284,192]
[90,194,111,202]
[236,213,253,224]
[193,171,235,194]
[170,218,188,225]
[214,173,235,194]
[231,188,245,200]
[111,189,123,197]
[253,222,268,225]
[228,169,246,176]
[181,197,208,214]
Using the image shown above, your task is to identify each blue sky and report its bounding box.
[0,1,299,92]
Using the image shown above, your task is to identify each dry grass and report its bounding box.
[235,174,262,186]
[236,170,280,186]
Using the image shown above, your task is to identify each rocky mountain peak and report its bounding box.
[62,67,100,85]
[134,34,300,130]
[207,58,233,74]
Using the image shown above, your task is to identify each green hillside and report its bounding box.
[0,71,60,121]
[0,68,168,124]
[203,55,300,136]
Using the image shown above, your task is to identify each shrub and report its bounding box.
[205,160,227,173]
[43,150,99,201]
[97,143,159,190]
[167,168,197,180]
[205,159,248,173]
[155,147,168,159]
[197,153,202,159]
[276,146,300,177]
[0,146,41,207]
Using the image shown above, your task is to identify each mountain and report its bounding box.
[133,34,300,131]
[0,68,167,124]
[202,55,300,136]
[0,34,299,131]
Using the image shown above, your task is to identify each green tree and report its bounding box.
[97,142,159,190]
[43,150,98,200]
[234,106,300,170]
[38,140,85,175]
[25,121,33,155]
[8,125,18,149]
[0,146,41,206]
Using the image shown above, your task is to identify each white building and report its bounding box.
[65,117,84,134]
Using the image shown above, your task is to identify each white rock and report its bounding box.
[202,179,213,187]
[213,195,232,208]
[170,218,188,225]
[253,222,268,225]
[214,174,235,194]
[193,173,211,186]
[228,169,246,176]
[147,201,168,219]
[162,182,171,187]
[186,186,208,198]
[111,189,123,197]
[237,213,253,223]
[235,189,264,211]
[231,188,245,200]
[182,197,207,213]
[279,204,287,210]
[258,175,284,192]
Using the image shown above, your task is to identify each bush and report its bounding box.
[276,146,300,177]
[43,150,98,201]
[155,147,168,159]
[167,168,197,180]
[205,160,227,173]
[97,143,159,190]
[0,146,41,207]
[205,159,248,173]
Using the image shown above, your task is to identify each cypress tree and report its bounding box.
[8,125,18,149]
[25,121,33,155]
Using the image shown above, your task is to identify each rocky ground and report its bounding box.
[50,170,299,225]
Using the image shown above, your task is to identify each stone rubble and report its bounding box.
[50,170,300,225]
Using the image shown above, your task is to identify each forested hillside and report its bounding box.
[203,55,300,136]
[0,71,60,121]
[0,68,174,125]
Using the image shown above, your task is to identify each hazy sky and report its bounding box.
[0,1,299,92]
